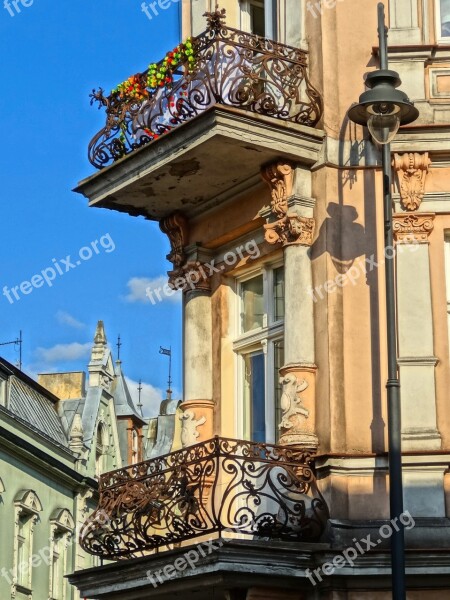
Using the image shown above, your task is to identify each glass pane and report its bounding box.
[442,0,450,36]
[274,340,284,442]
[241,275,264,332]
[243,352,266,442]
[250,1,265,36]
[273,267,285,321]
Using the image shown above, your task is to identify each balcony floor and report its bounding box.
[75,105,325,221]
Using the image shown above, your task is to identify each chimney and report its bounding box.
[38,372,86,400]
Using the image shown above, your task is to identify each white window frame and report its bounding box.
[49,509,75,600]
[13,490,42,598]
[240,0,278,39]
[233,261,284,444]
[436,0,450,42]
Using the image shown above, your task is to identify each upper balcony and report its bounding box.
[76,10,324,221]
[79,436,328,560]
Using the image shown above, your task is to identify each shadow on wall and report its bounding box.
[309,202,366,273]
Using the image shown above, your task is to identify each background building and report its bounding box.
[71,0,450,598]
[0,320,147,600]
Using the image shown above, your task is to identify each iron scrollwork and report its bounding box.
[88,10,323,169]
[80,436,329,560]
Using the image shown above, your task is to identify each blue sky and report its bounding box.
[0,0,183,415]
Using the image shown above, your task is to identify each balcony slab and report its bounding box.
[75,105,325,221]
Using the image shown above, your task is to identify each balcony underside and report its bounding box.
[75,106,324,221]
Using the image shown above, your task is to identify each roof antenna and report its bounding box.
[159,346,172,401]
[116,334,122,363]
[137,379,144,416]
[0,330,22,371]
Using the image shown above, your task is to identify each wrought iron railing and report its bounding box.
[80,436,329,560]
[87,9,322,169]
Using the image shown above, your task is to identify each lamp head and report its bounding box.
[348,70,419,144]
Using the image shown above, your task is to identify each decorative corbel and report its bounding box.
[393,153,431,211]
[261,162,315,246]
[261,162,294,219]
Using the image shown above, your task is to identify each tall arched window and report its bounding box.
[131,429,139,465]
[95,423,107,477]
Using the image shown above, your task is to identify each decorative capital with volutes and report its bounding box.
[393,213,434,243]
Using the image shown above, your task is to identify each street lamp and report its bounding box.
[348,4,419,600]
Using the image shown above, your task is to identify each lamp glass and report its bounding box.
[367,114,400,144]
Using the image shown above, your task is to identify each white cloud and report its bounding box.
[125,376,165,418]
[56,310,86,329]
[124,276,182,304]
[35,342,91,364]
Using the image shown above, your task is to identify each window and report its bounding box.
[131,429,139,464]
[235,264,284,443]
[241,0,277,39]
[49,509,74,600]
[13,490,42,595]
[250,0,265,36]
[0,374,6,406]
[95,423,107,477]
[437,0,450,39]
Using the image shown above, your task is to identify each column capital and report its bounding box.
[393,213,435,244]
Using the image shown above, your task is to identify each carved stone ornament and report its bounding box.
[393,213,434,243]
[393,152,431,211]
[160,212,189,272]
[279,374,309,432]
[261,162,294,219]
[261,162,315,246]
[169,260,212,292]
[180,410,206,447]
[265,213,315,246]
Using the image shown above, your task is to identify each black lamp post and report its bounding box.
[348,4,419,600]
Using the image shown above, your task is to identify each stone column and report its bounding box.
[393,212,441,450]
[262,163,318,450]
[160,213,214,447]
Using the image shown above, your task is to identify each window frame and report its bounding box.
[49,509,75,600]
[13,490,42,596]
[436,0,450,43]
[233,261,284,444]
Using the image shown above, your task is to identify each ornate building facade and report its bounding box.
[71,0,450,598]
[0,321,145,600]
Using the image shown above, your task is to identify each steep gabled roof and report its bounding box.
[111,361,146,425]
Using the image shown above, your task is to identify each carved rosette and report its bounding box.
[261,162,315,246]
[393,213,435,243]
[393,152,431,211]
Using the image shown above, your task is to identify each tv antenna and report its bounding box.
[0,331,22,370]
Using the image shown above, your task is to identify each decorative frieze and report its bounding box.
[393,152,431,211]
[264,213,315,246]
[393,213,435,243]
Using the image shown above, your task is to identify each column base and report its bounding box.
[278,363,318,451]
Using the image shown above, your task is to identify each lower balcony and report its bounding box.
[80,436,329,560]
